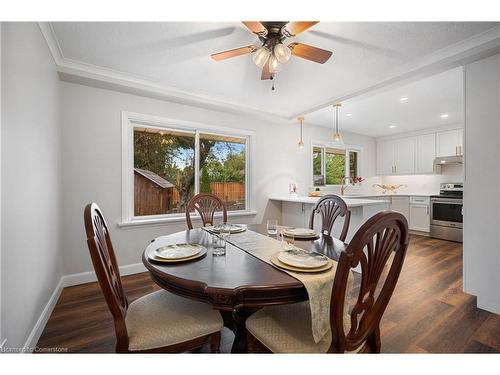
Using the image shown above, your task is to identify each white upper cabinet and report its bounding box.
[377,127,462,176]
[376,139,395,175]
[394,137,415,175]
[415,133,436,174]
[437,128,463,156]
[376,137,415,175]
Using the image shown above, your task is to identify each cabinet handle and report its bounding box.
[455,146,458,155]
[426,206,429,215]
[459,145,462,155]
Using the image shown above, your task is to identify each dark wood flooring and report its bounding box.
[37,235,500,353]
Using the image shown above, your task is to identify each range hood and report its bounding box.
[433,155,463,167]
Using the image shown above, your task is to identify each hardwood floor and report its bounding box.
[37,235,500,353]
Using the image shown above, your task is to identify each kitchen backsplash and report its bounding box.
[309,164,463,196]
[380,164,464,195]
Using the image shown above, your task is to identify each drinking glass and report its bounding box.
[280,230,295,250]
[267,219,278,236]
[221,222,232,239]
[212,234,226,256]
[213,223,231,256]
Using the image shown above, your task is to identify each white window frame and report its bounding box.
[311,140,363,187]
[121,111,256,226]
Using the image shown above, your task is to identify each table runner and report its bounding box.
[204,227,353,345]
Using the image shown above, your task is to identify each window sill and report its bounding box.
[118,210,258,228]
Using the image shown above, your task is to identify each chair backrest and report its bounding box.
[330,211,409,353]
[84,203,129,350]
[185,193,228,229]
[309,195,351,241]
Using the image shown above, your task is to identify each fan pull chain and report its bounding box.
[271,74,276,91]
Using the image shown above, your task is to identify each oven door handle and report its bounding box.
[431,198,463,205]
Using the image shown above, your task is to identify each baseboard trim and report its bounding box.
[62,262,147,288]
[22,278,64,353]
[22,262,147,353]
[409,230,430,237]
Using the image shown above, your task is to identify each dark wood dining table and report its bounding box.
[142,223,347,353]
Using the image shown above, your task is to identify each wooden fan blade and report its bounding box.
[284,21,319,36]
[261,61,272,80]
[210,46,255,61]
[242,21,268,36]
[289,43,333,64]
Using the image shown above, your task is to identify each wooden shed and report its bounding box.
[134,168,175,216]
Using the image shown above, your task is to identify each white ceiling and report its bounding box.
[306,67,464,137]
[49,22,499,118]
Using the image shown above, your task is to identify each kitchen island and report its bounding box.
[269,195,390,242]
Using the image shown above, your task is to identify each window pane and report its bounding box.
[325,147,345,185]
[133,127,195,216]
[349,151,358,179]
[313,147,323,186]
[199,133,246,211]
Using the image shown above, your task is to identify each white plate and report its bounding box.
[277,249,329,269]
[282,228,318,238]
[154,243,202,260]
[208,224,246,234]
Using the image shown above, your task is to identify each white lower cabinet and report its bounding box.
[409,196,430,232]
[389,196,410,222]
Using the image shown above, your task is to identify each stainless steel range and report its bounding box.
[430,183,463,242]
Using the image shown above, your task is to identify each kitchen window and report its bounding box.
[121,112,254,225]
[312,143,361,186]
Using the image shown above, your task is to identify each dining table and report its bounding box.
[141,223,347,353]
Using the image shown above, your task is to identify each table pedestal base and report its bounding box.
[220,308,258,353]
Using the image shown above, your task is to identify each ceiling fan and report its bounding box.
[210,21,333,81]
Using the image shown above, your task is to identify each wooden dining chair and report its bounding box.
[309,195,351,241]
[246,211,409,353]
[185,193,228,230]
[84,202,223,353]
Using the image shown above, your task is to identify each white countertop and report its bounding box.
[343,193,436,198]
[270,196,390,207]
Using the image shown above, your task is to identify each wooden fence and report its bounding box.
[171,182,245,205]
[210,182,245,202]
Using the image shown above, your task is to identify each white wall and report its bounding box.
[463,53,500,314]
[1,23,62,348]
[60,81,377,275]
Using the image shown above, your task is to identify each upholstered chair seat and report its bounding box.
[246,301,353,354]
[126,290,223,351]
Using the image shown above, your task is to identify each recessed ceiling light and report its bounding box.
[440,113,449,119]
[389,125,397,129]
[346,113,352,117]
[399,97,408,102]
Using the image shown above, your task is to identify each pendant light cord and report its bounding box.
[335,104,339,134]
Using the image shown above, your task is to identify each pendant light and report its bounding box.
[332,103,345,147]
[297,116,305,149]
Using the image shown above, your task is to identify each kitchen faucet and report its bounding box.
[340,176,355,196]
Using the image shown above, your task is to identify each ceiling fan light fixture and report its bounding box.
[252,46,271,68]
[268,55,282,74]
[274,43,291,63]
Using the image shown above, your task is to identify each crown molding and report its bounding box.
[38,22,293,125]
[39,22,500,123]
